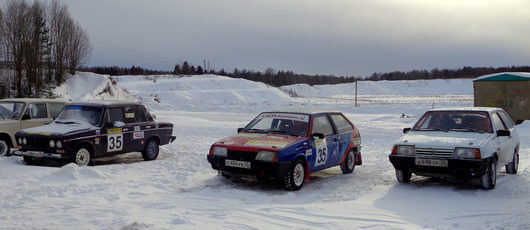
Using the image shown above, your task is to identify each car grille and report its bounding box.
[227,150,258,161]
[415,148,454,157]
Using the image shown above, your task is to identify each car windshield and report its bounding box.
[412,111,493,133]
[55,105,103,126]
[0,102,25,120]
[242,112,310,137]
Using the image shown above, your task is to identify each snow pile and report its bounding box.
[281,79,473,98]
[113,74,294,111]
[54,72,135,102]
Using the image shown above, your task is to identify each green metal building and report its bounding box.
[474,72,530,124]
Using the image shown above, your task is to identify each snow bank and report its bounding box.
[281,79,473,98]
[54,72,135,102]
[113,74,294,111]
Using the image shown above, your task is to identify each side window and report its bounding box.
[498,111,515,129]
[491,113,507,131]
[311,115,335,136]
[143,106,154,121]
[29,103,47,118]
[48,103,65,119]
[134,106,148,123]
[330,114,353,134]
[108,107,125,124]
[124,106,136,124]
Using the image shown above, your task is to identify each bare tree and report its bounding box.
[48,0,71,85]
[66,22,92,75]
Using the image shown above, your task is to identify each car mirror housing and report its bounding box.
[21,114,31,120]
[403,128,411,133]
[497,130,510,137]
[237,128,244,133]
[312,133,324,140]
[103,122,114,128]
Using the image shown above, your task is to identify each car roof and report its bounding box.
[428,107,501,113]
[264,110,343,116]
[0,98,69,103]
[68,100,142,107]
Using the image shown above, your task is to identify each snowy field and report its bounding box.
[1,73,529,230]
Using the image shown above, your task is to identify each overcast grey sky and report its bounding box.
[60,0,530,76]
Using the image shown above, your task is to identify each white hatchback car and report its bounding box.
[389,107,519,190]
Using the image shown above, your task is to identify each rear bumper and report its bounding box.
[388,155,492,179]
[13,150,64,159]
[207,155,291,179]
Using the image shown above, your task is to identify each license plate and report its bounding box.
[225,159,251,169]
[415,158,448,167]
[26,151,44,157]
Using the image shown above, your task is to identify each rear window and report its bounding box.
[331,114,353,134]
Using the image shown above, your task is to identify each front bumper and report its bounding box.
[388,155,492,179]
[13,150,64,159]
[207,155,291,179]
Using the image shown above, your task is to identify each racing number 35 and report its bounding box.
[107,134,123,152]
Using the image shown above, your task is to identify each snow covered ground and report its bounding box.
[1,73,529,230]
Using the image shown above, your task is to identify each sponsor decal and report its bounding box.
[125,113,135,118]
[245,140,289,148]
[314,139,328,166]
[95,130,101,135]
[95,138,100,145]
[107,128,122,134]
[134,126,140,131]
[27,132,50,136]
[305,149,312,156]
[235,133,265,138]
[133,132,145,139]
[258,113,309,122]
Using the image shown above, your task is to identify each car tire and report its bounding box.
[0,139,9,156]
[506,150,519,174]
[283,159,305,191]
[340,149,356,174]
[23,156,36,165]
[142,138,159,161]
[73,147,92,166]
[396,169,412,183]
[480,159,497,190]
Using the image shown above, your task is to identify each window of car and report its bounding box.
[491,113,507,131]
[413,111,493,133]
[108,107,125,124]
[330,114,353,134]
[48,103,65,119]
[311,115,335,136]
[498,111,515,129]
[124,106,148,124]
[28,103,47,119]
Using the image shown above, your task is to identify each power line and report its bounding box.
[91,39,179,66]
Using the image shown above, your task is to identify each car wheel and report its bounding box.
[480,159,497,190]
[396,169,412,183]
[340,150,356,174]
[73,147,92,166]
[506,150,519,174]
[0,139,9,156]
[142,138,159,161]
[283,159,305,191]
[23,156,36,165]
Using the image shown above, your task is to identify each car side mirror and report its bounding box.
[103,122,114,128]
[403,128,411,133]
[312,133,324,140]
[497,130,510,137]
[21,114,31,120]
[237,128,244,133]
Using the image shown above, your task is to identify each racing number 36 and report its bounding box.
[107,134,123,152]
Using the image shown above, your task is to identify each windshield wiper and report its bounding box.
[55,120,81,124]
[266,129,299,137]
[448,128,483,133]
[242,128,266,133]
[416,128,448,132]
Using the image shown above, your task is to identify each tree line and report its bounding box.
[0,0,91,99]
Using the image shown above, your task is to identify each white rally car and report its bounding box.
[389,107,519,190]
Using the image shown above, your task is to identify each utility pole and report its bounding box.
[355,81,358,107]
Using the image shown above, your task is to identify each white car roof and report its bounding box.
[428,107,501,113]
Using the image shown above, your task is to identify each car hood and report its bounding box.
[19,122,94,136]
[398,131,494,149]
[216,132,306,150]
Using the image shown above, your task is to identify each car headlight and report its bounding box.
[455,148,481,159]
[18,138,22,145]
[56,141,62,149]
[22,138,27,145]
[255,151,278,162]
[393,145,415,155]
[212,146,227,157]
[49,140,55,148]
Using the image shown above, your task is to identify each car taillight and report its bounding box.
[474,149,481,159]
[391,145,398,155]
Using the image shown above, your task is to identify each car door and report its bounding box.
[105,107,125,155]
[497,111,518,163]
[20,103,52,129]
[309,114,339,171]
[491,112,511,165]
[329,113,355,165]
[124,106,148,152]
